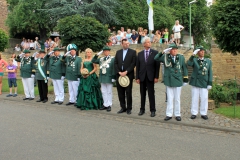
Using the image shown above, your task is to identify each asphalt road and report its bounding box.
[0,100,239,160]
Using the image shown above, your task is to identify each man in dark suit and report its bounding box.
[136,37,160,117]
[115,39,136,115]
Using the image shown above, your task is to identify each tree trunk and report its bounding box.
[39,27,48,42]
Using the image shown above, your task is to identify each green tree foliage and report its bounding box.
[56,15,110,52]
[210,0,240,55]
[0,29,9,52]
[115,0,210,47]
[6,0,118,40]
[114,0,174,30]
[168,0,210,47]
[6,0,50,40]
[43,0,119,25]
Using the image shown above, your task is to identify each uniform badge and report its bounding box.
[102,68,106,74]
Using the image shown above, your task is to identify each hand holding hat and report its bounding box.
[97,50,103,56]
[118,76,130,87]
[193,49,200,55]
[111,79,116,83]
[163,48,172,54]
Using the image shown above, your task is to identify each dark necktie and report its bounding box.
[145,50,149,62]
[104,56,109,61]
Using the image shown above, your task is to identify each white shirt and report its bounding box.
[172,25,184,33]
[30,42,35,48]
[120,31,126,37]
[123,49,128,61]
[15,47,21,51]
[122,49,128,70]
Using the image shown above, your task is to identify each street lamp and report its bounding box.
[189,0,197,49]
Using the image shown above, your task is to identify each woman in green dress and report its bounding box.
[76,48,103,110]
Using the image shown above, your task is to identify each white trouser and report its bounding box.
[191,86,208,116]
[52,79,64,102]
[132,41,138,44]
[101,83,113,107]
[166,86,182,117]
[68,80,79,103]
[22,77,35,98]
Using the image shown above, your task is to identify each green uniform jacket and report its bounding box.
[62,55,82,81]
[15,56,35,78]
[33,56,49,80]
[92,55,115,83]
[154,53,188,87]
[47,55,66,80]
[187,55,213,88]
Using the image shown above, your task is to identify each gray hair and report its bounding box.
[142,37,151,44]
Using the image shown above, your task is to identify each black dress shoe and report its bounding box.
[74,103,77,107]
[23,98,29,100]
[164,116,172,121]
[150,112,156,117]
[201,115,208,120]
[175,116,181,121]
[51,101,58,104]
[66,102,75,106]
[42,99,48,103]
[138,110,145,116]
[107,106,111,112]
[127,110,131,115]
[117,109,127,114]
[36,99,43,102]
[58,102,63,105]
[191,115,197,119]
[99,106,107,110]
[29,98,34,100]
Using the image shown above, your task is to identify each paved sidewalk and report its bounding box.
[1,82,240,133]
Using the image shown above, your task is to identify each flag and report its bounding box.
[147,0,154,31]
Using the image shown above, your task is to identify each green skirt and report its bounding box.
[76,73,103,110]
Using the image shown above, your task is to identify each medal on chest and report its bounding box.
[100,57,111,75]
[102,68,106,74]
[41,60,44,66]
[199,61,208,75]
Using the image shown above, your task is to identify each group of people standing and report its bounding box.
[108,20,184,46]
[10,36,212,121]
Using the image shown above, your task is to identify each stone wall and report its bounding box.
[0,0,8,32]
[210,44,240,80]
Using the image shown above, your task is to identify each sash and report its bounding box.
[38,59,47,83]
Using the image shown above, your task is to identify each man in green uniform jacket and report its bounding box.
[154,43,188,121]
[62,44,82,106]
[15,49,35,100]
[34,50,49,103]
[47,47,66,105]
[187,46,213,120]
[92,46,115,112]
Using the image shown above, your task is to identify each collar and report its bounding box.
[145,49,150,52]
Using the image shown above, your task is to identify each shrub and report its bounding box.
[209,79,239,107]
[56,15,110,52]
[0,29,9,52]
